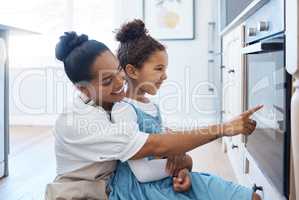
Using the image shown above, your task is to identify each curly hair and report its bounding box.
[115,19,165,70]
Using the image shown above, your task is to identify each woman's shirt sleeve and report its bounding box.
[54,108,148,163]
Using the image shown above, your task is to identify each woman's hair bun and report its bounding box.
[55,31,88,61]
[116,19,148,43]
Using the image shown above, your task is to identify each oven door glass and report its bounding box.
[246,49,289,195]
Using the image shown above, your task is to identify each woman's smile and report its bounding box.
[111,84,126,96]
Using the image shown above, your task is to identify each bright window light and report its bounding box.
[0,0,118,68]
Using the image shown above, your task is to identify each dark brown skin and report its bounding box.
[169,155,193,192]
[173,169,191,192]
[77,50,126,111]
[166,154,193,176]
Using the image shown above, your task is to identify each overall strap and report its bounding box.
[153,103,162,123]
[121,100,142,124]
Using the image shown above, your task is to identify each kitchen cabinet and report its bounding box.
[220,0,298,199]
[222,25,245,148]
[221,24,248,183]
[244,150,288,199]
[220,0,253,29]
[222,24,291,200]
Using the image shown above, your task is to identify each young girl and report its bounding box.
[108,19,259,200]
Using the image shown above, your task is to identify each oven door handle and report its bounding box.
[241,39,284,54]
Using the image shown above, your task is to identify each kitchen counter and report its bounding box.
[0,23,39,35]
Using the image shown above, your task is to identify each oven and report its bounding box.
[242,0,291,197]
[243,33,291,198]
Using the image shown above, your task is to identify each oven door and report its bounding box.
[242,34,291,197]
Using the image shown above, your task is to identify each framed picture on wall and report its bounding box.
[143,0,195,40]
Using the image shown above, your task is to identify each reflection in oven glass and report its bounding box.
[246,50,287,194]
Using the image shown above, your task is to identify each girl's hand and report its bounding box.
[222,105,263,137]
[166,154,187,176]
[173,169,192,192]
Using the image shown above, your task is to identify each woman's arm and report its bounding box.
[131,105,263,160]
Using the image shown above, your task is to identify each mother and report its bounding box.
[45,32,262,200]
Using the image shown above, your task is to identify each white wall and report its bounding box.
[116,0,221,129]
[9,67,76,126]
[9,0,222,127]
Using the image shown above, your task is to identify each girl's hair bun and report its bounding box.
[116,19,148,43]
[55,31,88,61]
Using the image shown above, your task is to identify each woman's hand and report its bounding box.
[166,154,193,176]
[221,105,263,137]
[173,169,192,192]
[166,154,186,176]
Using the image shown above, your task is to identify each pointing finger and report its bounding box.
[241,105,263,118]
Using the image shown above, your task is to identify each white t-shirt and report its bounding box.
[112,97,158,122]
[54,95,149,175]
[112,97,169,182]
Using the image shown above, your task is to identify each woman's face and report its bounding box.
[80,50,126,107]
[130,50,168,95]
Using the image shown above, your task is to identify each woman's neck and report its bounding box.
[126,85,149,103]
[95,99,113,112]
[81,92,113,112]
[101,102,113,112]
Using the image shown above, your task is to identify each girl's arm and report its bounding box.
[112,102,170,182]
[128,159,169,182]
[128,154,193,182]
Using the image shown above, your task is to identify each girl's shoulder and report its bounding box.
[112,99,132,111]
[123,98,159,116]
[111,100,138,123]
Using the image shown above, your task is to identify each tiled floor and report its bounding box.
[0,126,236,200]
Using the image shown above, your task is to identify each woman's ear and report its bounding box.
[125,64,139,80]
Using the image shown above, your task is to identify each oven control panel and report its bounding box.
[244,0,284,44]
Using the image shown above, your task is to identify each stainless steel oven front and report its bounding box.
[242,33,291,198]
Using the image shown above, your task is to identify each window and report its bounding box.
[0,0,118,68]
[73,0,118,50]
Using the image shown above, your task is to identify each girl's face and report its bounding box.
[128,50,168,95]
[78,50,126,108]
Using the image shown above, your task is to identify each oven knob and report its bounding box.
[258,21,269,32]
[248,28,257,37]
[252,184,263,192]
